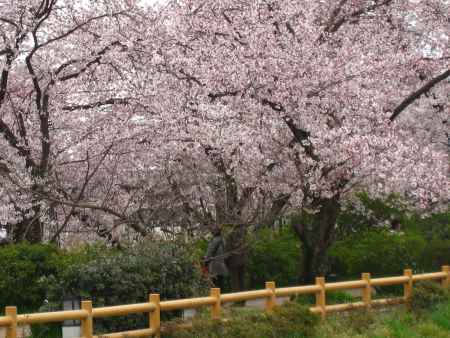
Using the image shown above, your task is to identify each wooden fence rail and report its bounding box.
[1,266,449,338]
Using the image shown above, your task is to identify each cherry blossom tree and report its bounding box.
[0,0,164,242]
[148,0,450,282]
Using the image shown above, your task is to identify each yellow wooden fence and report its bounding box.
[1,266,449,338]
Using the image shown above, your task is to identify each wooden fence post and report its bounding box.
[210,288,221,320]
[150,294,161,338]
[442,266,450,289]
[5,307,17,338]
[81,300,93,338]
[315,277,326,319]
[362,273,371,310]
[265,281,276,313]
[403,269,413,303]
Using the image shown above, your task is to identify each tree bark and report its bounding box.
[11,205,43,243]
[224,224,247,292]
[292,197,341,284]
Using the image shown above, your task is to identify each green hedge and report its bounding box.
[0,243,62,313]
[329,230,427,277]
[247,227,301,289]
[421,239,450,270]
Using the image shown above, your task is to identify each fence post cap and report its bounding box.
[265,281,276,289]
[210,288,221,297]
[315,277,325,284]
[150,294,160,302]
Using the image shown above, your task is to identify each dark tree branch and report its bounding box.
[326,0,393,34]
[0,119,37,168]
[0,51,13,107]
[208,90,239,102]
[0,17,19,28]
[261,97,319,161]
[390,68,450,121]
[323,0,348,33]
[58,41,124,81]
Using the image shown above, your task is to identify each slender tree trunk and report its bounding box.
[293,197,341,284]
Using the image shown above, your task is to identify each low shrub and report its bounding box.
[166,308,272,338]
[43,241,207,333]
[270,301,319,337]
[166,301,319,338]
[339,310,377,335]
[410,281,450,313]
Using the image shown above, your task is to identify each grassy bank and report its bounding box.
[27,282,449,338]
[164,282,450,338]
[316,302,450,338]
[164,301,450,338]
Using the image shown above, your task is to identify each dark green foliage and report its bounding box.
[407,210,450,241]
[326,291,356,305]
[293,293,315,306]
[421,239,450,271]
[29,323,61,338]
[329,230,426,277]
[43,241,207,334]
[406,209,450,272]
[0,243,62,313]
[410,281,450,313]
[293,291,355,307]
[335,192,409,240]
[247,227,301,288]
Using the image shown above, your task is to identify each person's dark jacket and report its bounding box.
[205,235,228,277]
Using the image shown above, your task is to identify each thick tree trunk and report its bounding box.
[228,265,246,292]
[224,224,247,292]
[293,197,341,284]
[11,205,43,243]
[12,219,43,243]
[300,238,334,284]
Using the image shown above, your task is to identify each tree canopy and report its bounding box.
[0,0,449,244]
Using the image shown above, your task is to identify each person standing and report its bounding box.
[204,225,228,290]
